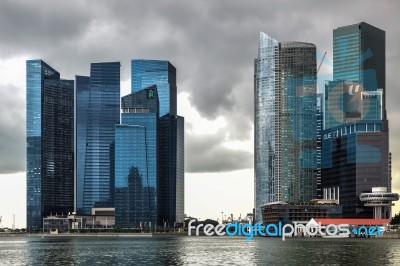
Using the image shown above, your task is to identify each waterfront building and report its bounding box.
[43,208,116,233]
[76,62,120,215]
[322,120,390,217]
[158,114,185,227]
[115,87,158,228]
[261,200,342,225]
[131,59,184,227]
[359,187,399,219]
[26,60,74,229]
[254,33,318,220]
[322,22,390,218]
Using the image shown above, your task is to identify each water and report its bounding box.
[1,236,399,265]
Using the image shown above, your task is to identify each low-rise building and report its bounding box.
[42,208,115,233]
[261,201,342,225]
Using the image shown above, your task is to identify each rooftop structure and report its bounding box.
[359,187,399,219]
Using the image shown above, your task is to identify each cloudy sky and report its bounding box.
[0,0,399,227]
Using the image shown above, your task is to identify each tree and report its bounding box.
[390,213,400,225]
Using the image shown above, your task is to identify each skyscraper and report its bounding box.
[254,33,277,217]
[158,114,185,226]
[26,60,74,229]
[76,62,120,215]
[115,87,158,228]
[322,22,390,218]
[254,33,317,220]
[130,59,184,227]
[131,60,177,117]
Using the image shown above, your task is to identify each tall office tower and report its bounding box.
[315,94,324,199]
[131,60,177,116]
[27,60,74,229]
[254,33,278,221]
[131,59,184,227]
[322,22,390,218]
[76,62,120,215]
[254,33,317,220]
[75,75,90,214]
[115,87,158,228]
[158,114,185,226]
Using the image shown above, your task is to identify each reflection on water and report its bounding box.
[0,236,400,265]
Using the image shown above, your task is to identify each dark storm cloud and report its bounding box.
[0,0,399,173]
[185,131,252,173]
[0,84,25,173]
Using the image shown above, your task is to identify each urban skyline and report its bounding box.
[25,58,184,230]
[255,22,394,221]
[25,21,396,229]
[1,1,400,228]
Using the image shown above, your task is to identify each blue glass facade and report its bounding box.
[76,62,120,214]
[27,60,74,229]
[131,60,177,117]
[75,76,90,214]
[115,87,158,228]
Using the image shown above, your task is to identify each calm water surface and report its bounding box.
[0,236,399,265]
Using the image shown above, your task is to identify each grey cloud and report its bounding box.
[0,0,399,173]
[0,84,25,174]
[185,130,252,173]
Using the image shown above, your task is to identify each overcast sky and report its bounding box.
[0,0,399,227]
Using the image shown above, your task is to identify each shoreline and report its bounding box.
[2,232,400,239]
[0,232,187,238]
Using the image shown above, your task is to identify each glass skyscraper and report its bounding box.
[322,22,390,218]
[130,59,184,227]
[131,60,177,117]
[26,60,74,229]
[76,62,120,215]
[158,114,185,226]
[115,87,158,228]
[254,33,278,220]
[254,33,317,220]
